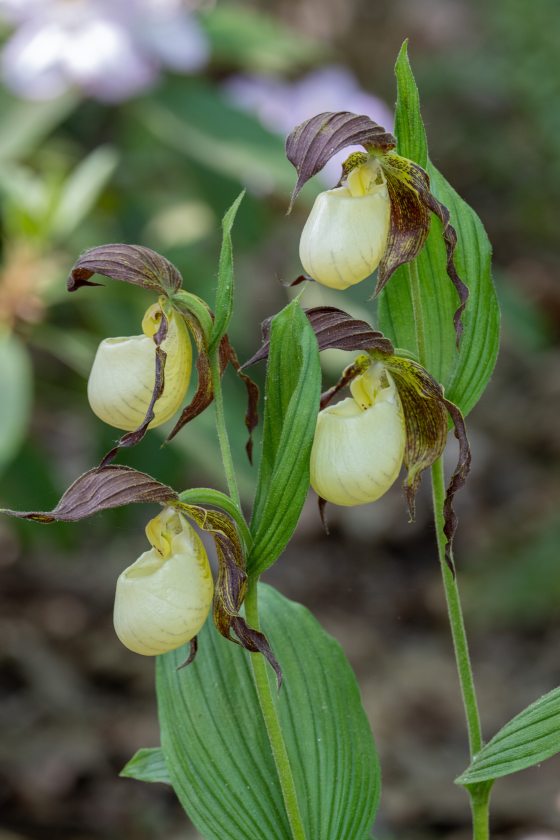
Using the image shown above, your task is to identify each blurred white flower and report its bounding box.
[0,0,209,102]
[224,66,394,186]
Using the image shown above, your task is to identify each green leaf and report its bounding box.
[248,301,321,575]
[394,41,428,169]
[157,583,380,840]
[120,748,171,785]
[210,191,245,351]
[457,686,560,785]
[378,43,500,416]
[0,332,32,474]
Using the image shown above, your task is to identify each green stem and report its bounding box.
[431,458,483,757]
[409,258,487,831]
[210,347,241,509]
[245,580,307,840]
[470,787,491,840]
[407,259,427,365]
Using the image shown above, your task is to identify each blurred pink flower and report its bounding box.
[224,66,394,186]
[0,0,208,102]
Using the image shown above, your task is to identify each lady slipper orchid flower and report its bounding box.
[286,112,469,341]
[310,362,406,504]
[87,298,191,431]
[113,506,213,656]
[299,158,391,290]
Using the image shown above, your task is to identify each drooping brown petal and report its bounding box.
[68,244,182,296]
[1,466,177,523]
[177,637,198,670]
[386,356,471,568]
[100,314,169,467]
[244,306,394,367]
[286,111,396,210]
[166,317,258,464]
[176,502,281,686]
[230,617,283,689]
[441,397,471,569]
[166,312,211,441]
[220,336,259,465]
[378,153,468,342]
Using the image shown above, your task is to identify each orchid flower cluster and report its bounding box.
[3,47,519,840]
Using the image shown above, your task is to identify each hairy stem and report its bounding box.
[245,580,307,840]
[210,347,241,509]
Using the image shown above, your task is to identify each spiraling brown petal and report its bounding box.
[175,503,281,686]
[378,153,468,343]
[1,466,177,522]
[68,244,182,296]
[286,111,396,210]
[386,356,471,566]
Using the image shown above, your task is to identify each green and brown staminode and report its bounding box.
[287,111,469,341]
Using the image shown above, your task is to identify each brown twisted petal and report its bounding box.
[385,356,471,569]
[175,503,282,687]
[377,153,469,343]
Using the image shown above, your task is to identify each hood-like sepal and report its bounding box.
[0,465,178,522]
[286,111,396,210]
[68,244,183,296]
[175,502,282,687]
[244,305,394,369]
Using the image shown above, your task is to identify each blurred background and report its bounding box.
[0,0,559,838]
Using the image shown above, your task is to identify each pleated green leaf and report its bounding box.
[120,748,171,785]
[457,686,560,785]
[378,42,500,416]
[248,301,321,575]
[210,191,245,351]
[157,583,380,840]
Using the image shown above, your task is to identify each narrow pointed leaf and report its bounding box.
[248,301,321,574]
[120,748,171,785]
[457,686,560,785]
[1,466,177,522]
[377,44,500,416]
[157,583,380,840]
[210,191,245,351]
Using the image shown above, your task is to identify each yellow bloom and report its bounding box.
[299,160,391,290]
[87,299,191,431]
[310,362,406,505]
[113,507,214,656]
